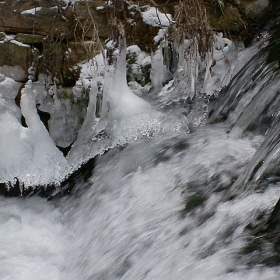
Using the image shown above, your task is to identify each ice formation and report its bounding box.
[150,48,170,93]
[0,80,68,185]
[67,36,171,165]
[0,17,258,186]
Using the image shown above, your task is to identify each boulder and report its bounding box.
[231,0,270,18]
[208,3,244,36]
[0,41,32,81]
[244,0,270,18]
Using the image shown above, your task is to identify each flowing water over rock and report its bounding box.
[2,22,280,280]
[2,126,280,279]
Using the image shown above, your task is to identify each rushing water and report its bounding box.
[2,126,280,280]
[2,23,280,280]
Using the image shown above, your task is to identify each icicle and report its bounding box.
[19,181,24,196]
[188,38,199,99]
[150,45,171,93]
[170,38,200,100]
[150,49,165,92]
[200,34,237,96]
[88,64,98,120]
[71,61,101,144]
[103,35,151,122]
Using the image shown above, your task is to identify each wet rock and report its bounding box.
[241,196,280,267]
[0,157,96,199]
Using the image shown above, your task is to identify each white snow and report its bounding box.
[10,39,30,48]
[21,7,42,15]
[96,6,104,10]
[142,7,172,27]
[50,6,59,11]
[154,28,167,43]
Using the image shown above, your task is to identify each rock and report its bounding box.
[0,74,5,82]
[0,41,32,81]
[0,0,70,37]
[231,0,270,18]
[0,157,96,198]
[70,1,109,40]
[0,0,272,86]
[0,65,26,82]
[37,40,65,83]
[0,0,109,40]
[205,0,273,43]
[0,32,5,40]
[15,33,44,44]
[209,3,244,36]
[0,0,113,85]
[245,0,270,18]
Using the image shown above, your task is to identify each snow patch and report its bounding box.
[10,40,30,48]
[142,7,172,27]
[21,7,42,15]
[96,6,104,10]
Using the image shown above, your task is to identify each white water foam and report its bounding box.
[1,127,279,279]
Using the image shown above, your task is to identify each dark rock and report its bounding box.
[0,0,109,85]
[244,0,270,18]
[0,157,96,199]
[0,32,5,40]
[0,0,109,40]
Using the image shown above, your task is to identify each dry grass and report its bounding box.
[174,0,213,60]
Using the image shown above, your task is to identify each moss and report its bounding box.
[205,0,280,44]
[15,33,44,44]
[218,14,243,33]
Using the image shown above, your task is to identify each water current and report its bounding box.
[2,22,280,280]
